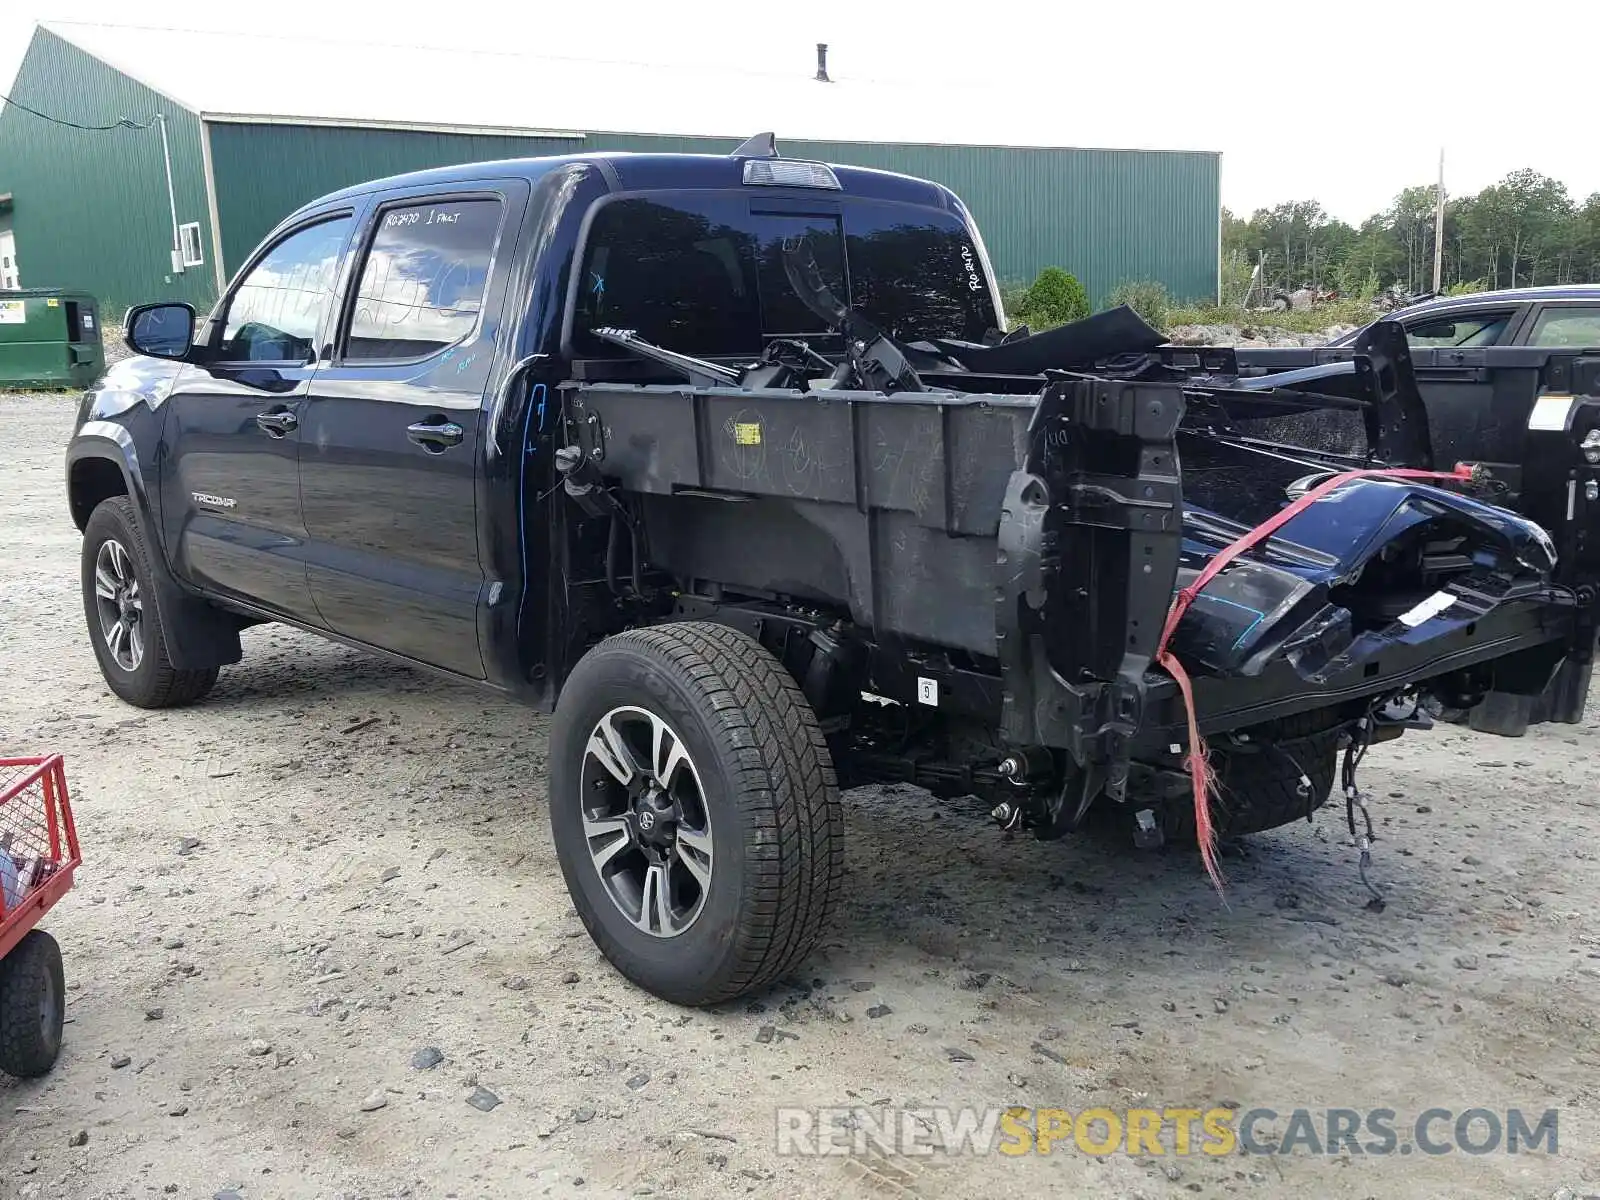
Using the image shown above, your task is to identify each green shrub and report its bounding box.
[997,279,1031,328]
[1107,280,1171,330]
[1333,263,1382,302]
[1015,267,1091,330]
[1219,256,1256,307]
[1445,279,1489,297]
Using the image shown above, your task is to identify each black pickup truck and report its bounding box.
[66,142,1600,1005]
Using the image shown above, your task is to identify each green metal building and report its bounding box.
[0,23,1221,318]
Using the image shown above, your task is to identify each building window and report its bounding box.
[178,222,205,268]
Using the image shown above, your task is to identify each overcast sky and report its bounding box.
[5,0,1598,225]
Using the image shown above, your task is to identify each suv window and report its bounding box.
[1405,312,1511,348]
[220,216,353,362]
[573,194,997,356]
[1527,306,1600,348]
[344,198,503,361]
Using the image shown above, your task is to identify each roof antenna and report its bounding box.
[731,132,778,158]
[815,43,830,82]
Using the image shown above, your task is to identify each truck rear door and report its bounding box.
[297,180,528,679]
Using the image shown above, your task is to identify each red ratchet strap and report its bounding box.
[1155,464,1475,891]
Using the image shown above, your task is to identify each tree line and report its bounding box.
[1224,168,1600,300]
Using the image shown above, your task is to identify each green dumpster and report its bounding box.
[0,289,106,389]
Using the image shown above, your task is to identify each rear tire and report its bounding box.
[81,497,218,708]
[549,622,843,1005]
[0,930,66,1079]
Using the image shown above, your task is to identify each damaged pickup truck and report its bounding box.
[68,139,1600,1005]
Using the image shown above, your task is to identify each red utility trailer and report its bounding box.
[0,755,81,1077]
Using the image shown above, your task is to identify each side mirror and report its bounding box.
[124,302,196,360]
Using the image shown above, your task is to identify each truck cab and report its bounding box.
[68,148,1004,704]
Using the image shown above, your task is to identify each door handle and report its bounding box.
[255,408,298,436]
[407,419,465,451]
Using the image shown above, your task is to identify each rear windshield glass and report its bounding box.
[572,193,998,356]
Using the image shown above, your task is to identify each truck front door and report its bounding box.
[298,185,525,679]
[160,212,356,620]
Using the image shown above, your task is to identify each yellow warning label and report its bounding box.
[731,422,762,446]
[46,298,59,307]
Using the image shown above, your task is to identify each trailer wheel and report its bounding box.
[0,930,66,1079]
[549,622,843,1006]
[81,497,218,708]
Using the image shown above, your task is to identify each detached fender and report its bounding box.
[65,431,243,672]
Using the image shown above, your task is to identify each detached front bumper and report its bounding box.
[1170,593,1580,740]
[996,376,1600,796]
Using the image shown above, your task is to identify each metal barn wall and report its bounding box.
[0,28,217,314]
[209,123,1219,306]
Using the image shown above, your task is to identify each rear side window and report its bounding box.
[573,194,997,356]
[344,198,503,361]
[1405,311,1511,348]
[1527,306,1600,348]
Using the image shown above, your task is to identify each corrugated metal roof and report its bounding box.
[41,21,1218,154]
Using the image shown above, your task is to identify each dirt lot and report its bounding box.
[1,382,1597,1200]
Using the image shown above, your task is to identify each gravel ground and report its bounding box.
[1,376,1597,1200]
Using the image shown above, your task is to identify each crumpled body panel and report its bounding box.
[1170,474,1557,680]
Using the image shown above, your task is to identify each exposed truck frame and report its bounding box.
[554,311,1599,847]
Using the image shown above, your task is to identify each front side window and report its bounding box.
[344,198,503,361]
[1405,311,1511,348]
[220,216,353,363]
[1527,306,1600,348]
[573,194,998,357]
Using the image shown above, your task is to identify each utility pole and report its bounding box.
[1431,147,1446,294]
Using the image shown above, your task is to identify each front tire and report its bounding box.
[549,622,843,1006]
[0,930,66,1079]
[81,497,218,708]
